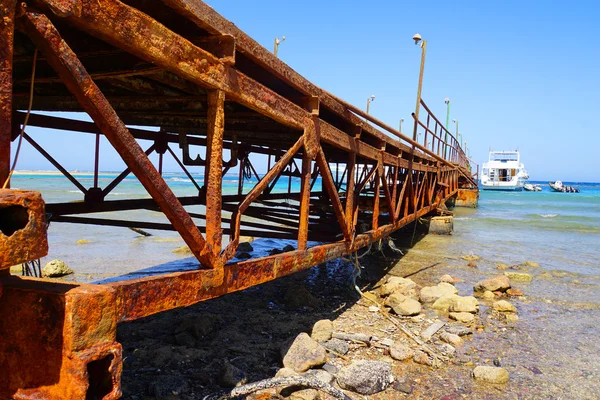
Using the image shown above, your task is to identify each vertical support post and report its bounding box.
[93,133,100,188]
[238,157,244,195]
[298,150,311,250]
[204,89,225,258]
[0,0,15,187]
[345,152,356,238]
[372,168,380,230]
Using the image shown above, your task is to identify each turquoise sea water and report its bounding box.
[8,173,600,283]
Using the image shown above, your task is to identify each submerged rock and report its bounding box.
[42,260,73,278]
[506,288,524,297]
[440,332,463,347]
[474,275,511,293]
[523,261,540,268]
[172,245,192,255]
[505,272,533,283]
[473,366,510,384]
[337,360,393,395]
[493,300,517,313]
[237,242,254,252]
[439,274,455,285]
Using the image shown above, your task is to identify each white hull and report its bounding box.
[481,182,524,191]
[481,150,528,192]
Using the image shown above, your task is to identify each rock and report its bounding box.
[440,332,463,347]
[504,313,519,323]
[387,293,421,316]
[237,242,254,252]
[474,275,511,293]
[467,261,478,268]
[42,260,73,277]
[496,263,509,270]
[429,215,454,235]
[269,248,283,255]
[439,274,455,285]
[439,343,456,357]
[472,366,510,384]
[235,251,252,259]
[431,294,460,312]
[419,282,458,303]
[413,350,433,366]
[483,290,496,300]
[506,288,524,297]
[322,363,338,376]
[493,300,517,313]
[523,261,540,267]
[284,285,322,309]
[238,235,254,243]
[449,296,479,314]
[282,333,327,372]
[283,244,295,252]
[380,276,416,297]
[289,389,318,400]
[461,254,480,261]
[504,272,533,283]
[172,245,192,255]
[393,378,413,394]
[449,312,475,323]
[311,319,333,342]
[76,239,90,244]
[219,360,247,387]
[304,369,334,385]
[336,360,393,395]
[275,367,298,378]
[390,342,414,361]
[421,321,445,341]
[9,264,22,274]
[322,338,348,355]
[446,325,473,336]
[148,375,189,397]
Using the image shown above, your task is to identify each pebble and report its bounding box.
[42,260,73,278]
[413,350,433,366]
[336,360,394,395]
[483,290,496,300]
[449,312,475,323]
[445,325,473,336]
[390,342,415,361]
[472,366,510,384]
[523,261,540,267]
[493,300,517,313]
[322,363,339,376]
[388,294,422,316]
[449,296,479,314]
[467,261,478,268]
[282,333,327,372]
[461,254,480,261]
[311,319,333,342]
[393,379,413,394]
[440,332,463,347]
[439,343,455,357]
[439,274,455,285]
[496,263,509,270]
[506,288,524,296]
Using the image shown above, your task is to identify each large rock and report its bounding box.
[390,342,414,361]
[387,293,421,316]
[282,333,327,372]
[42,260,73,277]
[504,272,533,283]
[474,275,511,293]
[449,296,479,314]
[237,241,254,252]
[419,282,458,303]
[337,360,393,395]
[380,276,417,297]
[431,294,460,312]
[472,366,510,384]
[311,319,333,342]
[493,300,517,313]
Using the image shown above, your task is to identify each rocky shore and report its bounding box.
[113,227,600,400]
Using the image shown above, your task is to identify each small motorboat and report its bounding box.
[524,183,542,192]
[549,181,579,193]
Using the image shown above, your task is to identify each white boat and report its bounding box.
[524,183,542,192]
[481,150,529,191]
[549,181,579,193]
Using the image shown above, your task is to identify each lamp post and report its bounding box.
[444,98,450,159]
[411,33,427,143]
[366,94,375,115]
[452,119,460,148]
[274,36,286,57]
[399,118,404,134]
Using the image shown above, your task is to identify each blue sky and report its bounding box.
[14,0,600,181]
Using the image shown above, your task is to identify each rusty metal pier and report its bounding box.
[0,1,478,398]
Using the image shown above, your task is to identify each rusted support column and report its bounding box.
[19,12,211,266]
[0,0,14,187]
[297,150,311,250]
[203,89,225,260]
[372,169,380,230]
[344,152,356,238]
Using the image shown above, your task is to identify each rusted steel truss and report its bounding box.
[0,1,477,399]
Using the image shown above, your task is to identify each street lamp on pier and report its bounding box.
[366,94,376,115]
[399,118,404,134]
[411,33,427,143]
[274,36,286,57]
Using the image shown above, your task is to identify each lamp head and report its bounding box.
[444,97,450,104]
[281,36,286,41]
[412,33,422,45]
[400,118,404,122]
[452,119,457,123]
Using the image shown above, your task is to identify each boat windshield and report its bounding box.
[490,152,518,162]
